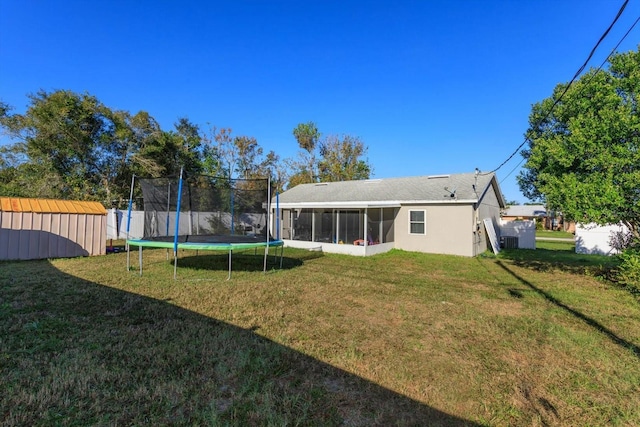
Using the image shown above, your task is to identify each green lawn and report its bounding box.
[536,229,575,239]
[1,245,638,426]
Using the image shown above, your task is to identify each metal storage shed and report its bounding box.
[0,197,107,260]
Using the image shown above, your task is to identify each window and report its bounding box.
[409,210,426,235]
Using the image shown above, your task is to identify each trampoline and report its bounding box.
[125,170,284,279]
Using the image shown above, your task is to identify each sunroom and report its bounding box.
[276,205,397,256]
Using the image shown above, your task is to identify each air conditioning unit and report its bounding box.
[500,236,519,249]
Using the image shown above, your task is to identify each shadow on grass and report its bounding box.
[136,247,325,274]
[498,247,616,276]
[0,259,479,426]
[496,260,640,359]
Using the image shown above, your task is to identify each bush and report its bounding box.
[616,248,640,293]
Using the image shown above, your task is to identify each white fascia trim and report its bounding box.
[277,201,402,209]
[401,199,479,205]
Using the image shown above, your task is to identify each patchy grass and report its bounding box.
[1,245,639,426]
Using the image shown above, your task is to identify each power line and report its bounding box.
[481,0,631,176]
[499,156,525,185]
[576,14,640,91]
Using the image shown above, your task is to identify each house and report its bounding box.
[501,204,575,233]
[271,172,506,257]
[501,204,547,222]
[0,197,107,260]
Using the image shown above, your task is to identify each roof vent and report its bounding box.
[428,174,450,179]
[364,179,382,184]
[314,183,328,186]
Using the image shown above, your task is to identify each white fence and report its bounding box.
[575,223,628,255]
[106,209,145,239]
[499,219,536,249]
[106,209,267,240]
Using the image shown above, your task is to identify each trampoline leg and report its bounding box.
[173,251,178,280]
[126,242,130,271]
[139,246,143,276]
[279,245,284,269]
[227,249,232,280]
[263,245,268,273]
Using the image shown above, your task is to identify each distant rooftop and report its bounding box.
[503,204,546,218]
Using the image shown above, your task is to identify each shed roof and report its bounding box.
[277,172,505,208]
[0,197,107,215]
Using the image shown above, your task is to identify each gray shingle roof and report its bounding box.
[503,205,546,217]
[277,172,503,207]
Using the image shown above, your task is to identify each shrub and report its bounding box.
[535,218,544,231]
[616,248,640,293]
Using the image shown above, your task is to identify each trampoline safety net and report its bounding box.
[138,175,272,243]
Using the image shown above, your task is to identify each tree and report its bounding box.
[202,125,284,185]
[0,143,63,198]
[518,47,640,242]
[292,121,320,183]
[259,150,288,193]
[233,135,262,179]
[317,134,371,182]
[288,122,373,187]
[0,90,124,202]
[0,91,202,206]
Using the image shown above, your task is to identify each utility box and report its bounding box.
[500,236,519,249]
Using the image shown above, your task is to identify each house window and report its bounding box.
[409,210,426,235]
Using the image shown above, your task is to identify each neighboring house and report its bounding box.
[501,204,547,222]
[501,204,575,232]
[272,172,506,257]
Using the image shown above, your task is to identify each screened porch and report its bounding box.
[277,207,396,248]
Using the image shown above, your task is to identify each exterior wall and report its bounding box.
[394,204,474,257]
[0,211,106,260]
[476,185,503,255]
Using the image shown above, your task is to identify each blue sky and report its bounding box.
[1,1,638,203]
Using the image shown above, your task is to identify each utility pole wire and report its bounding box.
[481,0,631,176]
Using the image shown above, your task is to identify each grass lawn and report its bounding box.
[536,230,575,239]
[1,244,639,426]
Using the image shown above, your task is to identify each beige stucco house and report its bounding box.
[272,172,506,257]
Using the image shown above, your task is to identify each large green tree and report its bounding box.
[0,90,126,202]
[0,91,203,205]
[518,47,640,241]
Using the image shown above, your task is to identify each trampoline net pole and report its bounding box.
[126,174,135,271]
[173,168,184,280]
[263,177,271,273]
